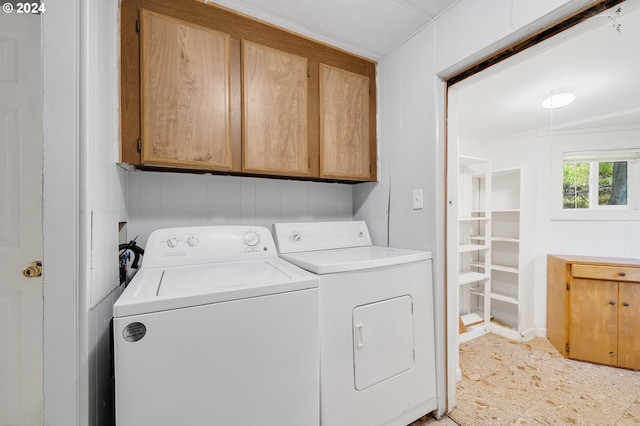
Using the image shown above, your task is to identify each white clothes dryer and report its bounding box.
[273,220,437,426]
[113,226,319,426]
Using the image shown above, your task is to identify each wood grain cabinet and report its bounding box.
[242,41,309,177]
[120,0,377,182]
[139,10,232,170]
[547,254,640,370]
[320,64,372,180]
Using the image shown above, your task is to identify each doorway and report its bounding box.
[446,0,640,409]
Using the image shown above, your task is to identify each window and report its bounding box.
[552,143,640,221]
[563,158,628,209]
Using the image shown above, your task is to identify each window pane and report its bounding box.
[598,161,627,206]
[563,162,589,209]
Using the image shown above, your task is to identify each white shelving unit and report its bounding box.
[456,163,535,343]
[457,156,491,343]
[490,168,535,341]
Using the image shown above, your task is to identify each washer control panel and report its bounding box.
[242,230,261,247]
[142,226,276,268]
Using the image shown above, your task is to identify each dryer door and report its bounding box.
[352,295,415,390]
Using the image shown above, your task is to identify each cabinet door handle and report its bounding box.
[619,272,626,277]
[623,302,630,307]
[610,300,616,305]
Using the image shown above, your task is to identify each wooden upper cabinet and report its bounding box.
[139,9,232,170]
[121,0,376,181]
[320,64,372,181]
[242,41,309,176]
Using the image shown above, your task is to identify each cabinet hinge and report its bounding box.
[136,19,140,34]
[566,343,570,353]
[566,282,570,291]
[137,139,142,153]
[307,68,310,78]
[308,158,311,169]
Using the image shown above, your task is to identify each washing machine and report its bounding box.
[113,226,319,426]
[273,220,437,426]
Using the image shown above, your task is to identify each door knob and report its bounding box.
[22,261,42,278]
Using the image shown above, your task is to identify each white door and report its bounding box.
[0,10,43,426]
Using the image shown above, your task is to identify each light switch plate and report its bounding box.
[413,189,423,210]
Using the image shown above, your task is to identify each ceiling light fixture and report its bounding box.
[541,88,576,109]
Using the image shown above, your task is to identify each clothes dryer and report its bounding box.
[113,226,319,426]
[273,220,437,426]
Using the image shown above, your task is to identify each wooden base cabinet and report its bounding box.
[547,254,640,370]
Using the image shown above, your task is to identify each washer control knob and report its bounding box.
[166,237,179,248]
[186,236,199,246]
[290,231,302,243]
[243,230,260,247]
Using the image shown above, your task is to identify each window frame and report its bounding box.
[563,158,630,210]
[551,136,640,221]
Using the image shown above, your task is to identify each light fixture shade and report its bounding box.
[541,88,575,109]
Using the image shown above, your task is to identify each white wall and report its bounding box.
[466,129,640,334]
[354,0,596,414]
[125,172,353,248]
[42,1,81,424]
[81,0,125,424]
[44,0,125,424]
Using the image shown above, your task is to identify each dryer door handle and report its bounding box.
[354,323,365,349]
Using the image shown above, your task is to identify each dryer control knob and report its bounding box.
[166,237,179,248]
[186,236,199,246]
[243,231,260,247]
[290,231,302,243]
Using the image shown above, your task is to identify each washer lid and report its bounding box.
[280,246,432,274]
[113,258,318,317]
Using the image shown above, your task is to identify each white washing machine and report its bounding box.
[273,221,437,426]
[113,226,319,426]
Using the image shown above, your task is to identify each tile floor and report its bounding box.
[409,415,458,426]
[448,333,640,425]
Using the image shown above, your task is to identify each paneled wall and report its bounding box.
[356,0,596,414]
[125,171,354,248]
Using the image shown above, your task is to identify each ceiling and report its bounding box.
[203,0,639,144]
[454,0,640,143]
[205,0,459,60]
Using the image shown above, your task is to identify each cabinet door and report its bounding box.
[319,64,371,180]
[547,256,570,356]
[140,10,232,169]
[569,278,618,365]
[618,282,640,369]
[242,41,309,176]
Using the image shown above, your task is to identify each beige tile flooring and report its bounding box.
[446,333,640,425]
[410,414,459,426]
[409,415,458,426]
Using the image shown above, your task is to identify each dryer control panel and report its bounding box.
[142,226,277,268]
[273,221,372,254]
